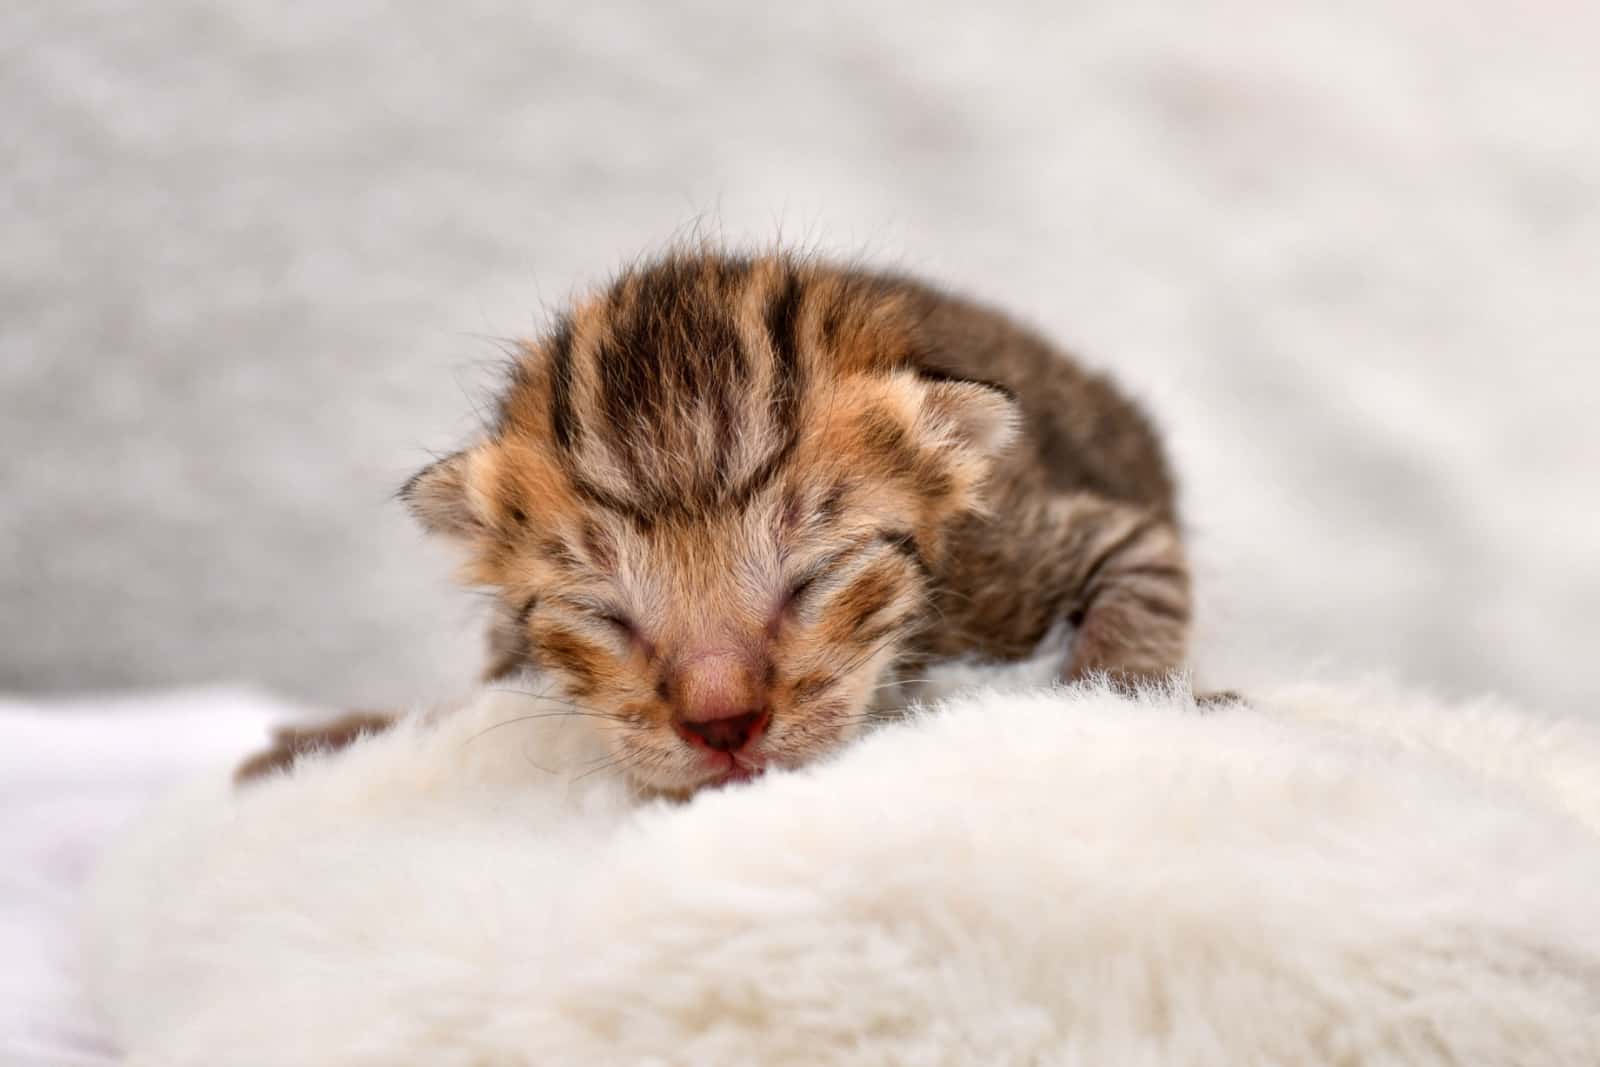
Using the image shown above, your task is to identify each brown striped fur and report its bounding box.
[277,250,1194,794]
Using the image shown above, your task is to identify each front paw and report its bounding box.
[234,710,394,785]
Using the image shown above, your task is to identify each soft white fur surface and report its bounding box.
[85,681,1600,1066]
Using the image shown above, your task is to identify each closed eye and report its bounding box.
[589,606,657,657]
[593,609,636,637]
[557,595,636,637]
[781,550,847,615]
[782,574,818,611]
[780,530,920,616]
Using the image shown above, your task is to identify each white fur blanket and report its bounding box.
[84,681,1600,1066]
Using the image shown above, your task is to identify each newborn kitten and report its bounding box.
[242,250,1196,794]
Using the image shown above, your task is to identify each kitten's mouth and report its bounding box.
[700,751,767,789]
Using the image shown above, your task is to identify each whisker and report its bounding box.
[487,688,658,725]
[571,748,653,784]
[865,675,936,696]
[484,686,634,720]
[827,630,909,682]
[461,704,645,749]
[517,742,562,776]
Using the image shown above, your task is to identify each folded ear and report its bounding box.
[913,374,1021,463]
[400,450,486,540]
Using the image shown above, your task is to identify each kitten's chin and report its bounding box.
[685,749,771,791]
[706,760,766,788]
[623,742,788,796]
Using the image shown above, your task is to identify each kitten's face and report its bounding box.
[493,472,931,793]
[405,254,1015,793]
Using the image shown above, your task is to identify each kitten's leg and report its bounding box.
[235,606,536,785]
[1051,495,1192,691]
[234,710,396,784]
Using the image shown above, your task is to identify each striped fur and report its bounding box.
[400,249,1192,794]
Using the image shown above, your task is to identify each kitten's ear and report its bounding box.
[401,450,486,540]
[914,375,1021,461]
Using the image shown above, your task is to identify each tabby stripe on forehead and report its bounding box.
[707,280,753,478]
[724,410,804,508]
[546,315,578,451]
[702,270,802,508]
[594,335,650,484]
[765,271,804,412]
[708,331,743,489]
[712,253,754,291]
[589,271,668,482]
[566,473,659,526]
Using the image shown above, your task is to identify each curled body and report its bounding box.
[246,250,1195,795]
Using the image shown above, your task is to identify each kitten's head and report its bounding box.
[405,253,1016,793]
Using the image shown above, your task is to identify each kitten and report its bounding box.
[241,250,1198,794]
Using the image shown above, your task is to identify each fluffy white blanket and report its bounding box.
[84,680,1600,1066]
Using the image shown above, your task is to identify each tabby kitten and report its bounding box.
[249,250,1195,794]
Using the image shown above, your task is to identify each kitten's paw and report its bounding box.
[234,710,395,785]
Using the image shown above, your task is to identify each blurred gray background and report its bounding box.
[3,1,1596,713]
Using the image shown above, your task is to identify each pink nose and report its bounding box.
[674,708,769,753]
[670,649,768,753]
